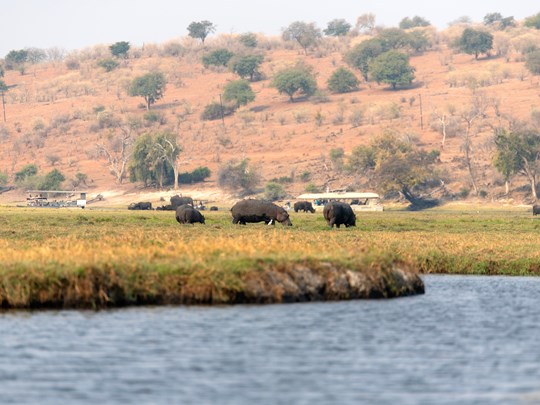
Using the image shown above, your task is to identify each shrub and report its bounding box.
[178,166,211,184]
[217,159,260,194]
[65,59,80,70]
[270,176,293,184]
[300,171,311,182]
[97,58,119,72]
[15,164,38,183]
[38,169,65,190]
[327,67,359,93]
[525,50,540,75]
[200,102,235,121]
[239,32,258,48]
[304,183,320,193]
[0,171,8,186]
[264,182,287,201]
[202,48,234,68]
[144,111,167,125]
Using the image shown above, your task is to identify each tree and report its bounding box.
[272,64,317,102]
[223,80,255,108]
[110,41,130,58]
[378,28,410,50]
[324,19,351,37]
[153,131,182,190]
[369,51,415,90]
[39,169,65,190]
[265,182,287,201]
[348,132,440,207]
[399,16,430,29]
[483,12,503,26]
[345,38,384,81]
[327,67,359,93]
[229,54,264,81]
[98,58,119,72]
[238,32,258,48]
[408,30,430,53]
[493,129,540,200]
[15,164,38,183]
[187,20,216,44]
[524,12,540,29]
[129,71,167,110]
[0,80,8,122]
[282,21,322,55]
[217,159,261,194]
[455,28,493,59]
[525,50,540,75]
[355,13,376,34]
[5,49,28,70]
[96,126,135,184]
[202,48,234,68]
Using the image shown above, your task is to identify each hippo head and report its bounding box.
[200,214,206,224]
[277,209,293,226]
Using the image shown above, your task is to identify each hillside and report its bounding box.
[1,24,540,206]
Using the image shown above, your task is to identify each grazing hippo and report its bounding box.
[231,199,292,226]
[210,206,219,211]
[128,201,152,210]
[294,201,315,213]
[176,204,205,224]
[533,204,540,216]
[170,195,194,208]
[323,201,356,228]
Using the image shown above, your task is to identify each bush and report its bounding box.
[97,58,119,72]
[217,159,260,193]
[304,183,320,193]
[38,169,65,190]
[524,13,540,29]
[0,171,8,186]
[15,164,38,183]
[327,67,359,93]
[239,32,258,48]
[525,50,540,75]
[144,111,167,125]
[264,182,287,201]
[270,176,293,184]
[178,166,211,184]
[202,48,234,68]
[200,102,235,121]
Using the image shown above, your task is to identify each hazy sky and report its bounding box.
[1,0,538,57]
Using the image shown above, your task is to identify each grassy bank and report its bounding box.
[0,206,537,308]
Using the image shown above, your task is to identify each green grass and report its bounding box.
[0,206,537,308]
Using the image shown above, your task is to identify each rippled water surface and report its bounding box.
[2,275,540,405]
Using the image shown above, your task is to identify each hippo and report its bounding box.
[533,204,540,216]
[210,206,219,211]
[128,201,152,210]
[323,201,356,228]
[170,195,194,208]
[175,204,205,224]
[294,201,315,213]
[231,199,292,226]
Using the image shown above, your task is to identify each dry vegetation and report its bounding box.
[0,21,540,203]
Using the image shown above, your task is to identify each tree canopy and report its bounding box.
[398,16,431,29]
[272,64,317,102]
[229,54,264,81]
[282,21,322,55]
[187,20,216,44]
[345,38,384,81]
[217,159,261,194]
[327,67,359,93]
[324,19,351,36]
[129,72,167,110]
[202,48,234,68]
[525,50,540,75]
[369,51,415,90]
[222,80,255,108]
[455,28,494,59]
[524,12,540,29]
[238,32,258,48]
[110,41,130,58]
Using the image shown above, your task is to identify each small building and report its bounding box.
[296,192,384,212]
[26,190,88,208]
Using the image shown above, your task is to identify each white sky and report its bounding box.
[1,0,538,57]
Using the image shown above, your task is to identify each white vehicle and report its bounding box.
[296,192,384,212]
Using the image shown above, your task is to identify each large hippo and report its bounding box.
[323,201,356,228]
[128,201,152,210]
[170,195,194,208]
[294,201,315,213]
[533,204,540,216]
[176,204,205,224]
[231,199,292,226]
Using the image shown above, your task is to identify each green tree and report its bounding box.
[129,133,175,188]
[5,49,28,70]
[229,54,264,81]
[187,20,216,44]
[525,50,540,75]
[324,19,351,36]
[282,21,322,55]
[399,16,431,29]
[98,58,119,72]
[348,132,440,206]
[345,38,384,81]
[369,51,415,90]
[15,164,38,183]
[327,67,359,93]
[129,71,167,110]
[239,32,258,48]
[272,64,317,102]
[378,28,410,50]
[217,158,261,194]
[110,41,130,58]
[493,129,540,200]
[483,12,503,26]
[39,169,65,190]
[0,171,7,186]
[408,30,430,53]
[202,48,234,68]
[524,12,540,29]
[264,182,287,201]
[223,80,255,108]
[455,28,494,59]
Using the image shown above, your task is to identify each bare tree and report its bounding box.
[96,126,134,184]
[153,131,182,190]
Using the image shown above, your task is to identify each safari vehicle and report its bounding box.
[26,190,87,208]
[296,192,384,212]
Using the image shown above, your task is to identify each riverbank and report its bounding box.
[0,206,537,309]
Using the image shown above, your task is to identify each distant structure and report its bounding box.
[26,190,88,208]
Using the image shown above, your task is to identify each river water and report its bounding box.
[2,275,540,405]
